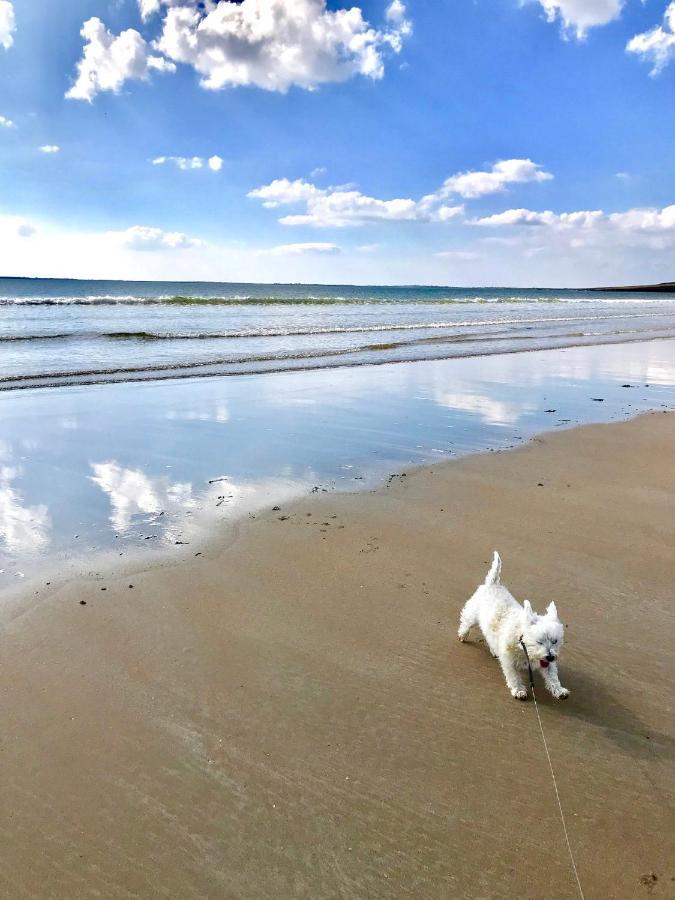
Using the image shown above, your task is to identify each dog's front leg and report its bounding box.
[498,654,527,700]
[540,663,569,700]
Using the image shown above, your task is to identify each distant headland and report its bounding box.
[589,281,675,293]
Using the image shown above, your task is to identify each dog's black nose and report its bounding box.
[545,654,555,663]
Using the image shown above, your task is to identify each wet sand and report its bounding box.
[0,412,673,898]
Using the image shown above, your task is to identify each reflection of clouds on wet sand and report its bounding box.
[90,459,317,543]
[434,389,529,426]
[165,402,229,423]
[90,462,196,532]
[0,464,51,553]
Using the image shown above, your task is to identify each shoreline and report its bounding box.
[4,329,674,393]
[1,412,673,897]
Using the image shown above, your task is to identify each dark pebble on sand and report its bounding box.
[100,587,106,591]
[129,584,134,588]
[621,384,631,388]
[279,515,289,521]
[79,600,87,605]
[272,506,280,511]
[544,409,556,413]
[591,398,605,402]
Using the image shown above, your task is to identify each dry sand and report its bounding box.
[0,412,673,899]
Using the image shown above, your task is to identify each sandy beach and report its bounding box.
[0,411,672,899]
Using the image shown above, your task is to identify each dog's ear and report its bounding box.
[523,600,537,624]
[546,601,559,620]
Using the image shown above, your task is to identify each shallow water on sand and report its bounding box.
[0,340,673,583]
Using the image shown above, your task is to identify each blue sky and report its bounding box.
[0,0,674,286]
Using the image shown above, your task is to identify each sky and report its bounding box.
[0,0,674,287]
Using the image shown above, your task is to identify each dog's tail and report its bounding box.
[484,551,502,586]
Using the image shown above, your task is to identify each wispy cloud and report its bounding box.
[39,144,60,154]
[261,242,341,257]
[0,114,15,128]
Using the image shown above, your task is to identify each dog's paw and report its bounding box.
[511,688,528,701]
[457,634,467,643]
[554,687,570,700]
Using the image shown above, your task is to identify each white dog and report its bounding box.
[458,552,569,701]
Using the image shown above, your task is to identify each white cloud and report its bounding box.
[263,242,341,256]
[0,114,15,128]
[474,208,603,228]
[66,17,175,102]
[473,203,675,251]
[248,158,551,228]
[138,0,162,21]
[248,177,464,227]
[153,155,201,169]
[0,1,15,50]
[39,144,60,154]
[152,153,223,171]
[627,2,675,74]
[435,250,481,260]
[438,159,552,199]
[248,178,464,228]
[112,225,205,251]
[70,1,411,101]
[529,0,624,39]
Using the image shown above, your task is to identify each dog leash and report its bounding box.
[519,637,586,900]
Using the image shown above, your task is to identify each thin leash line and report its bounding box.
[519,638,586,900]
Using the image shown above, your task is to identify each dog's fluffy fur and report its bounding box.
[458,552,569,701]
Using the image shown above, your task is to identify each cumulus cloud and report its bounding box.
[152,153,223,171]
[438,159,552,199]
[39,144,60,154]
[66,17,175,102]
[263,242,341,256]
[627,2,675,74]
[529,0,624,39]
[0,114,15,128]
[248,177,465,227]
[248,159,550,228]
[69,1,411,100]
[0,0,15,50]
[112,225,204,251]
[138,0,162,21]
[474,203,675,250]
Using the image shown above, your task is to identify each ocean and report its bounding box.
[2,278,674,390]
